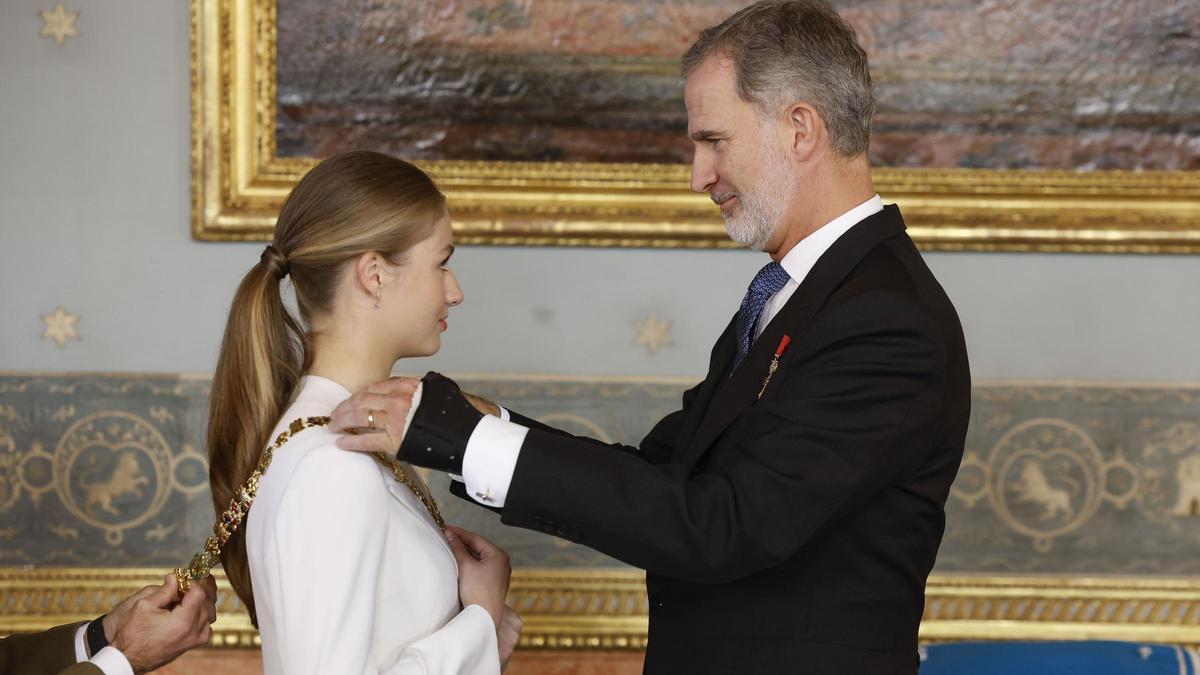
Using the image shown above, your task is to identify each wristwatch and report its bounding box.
[85,614,109,657]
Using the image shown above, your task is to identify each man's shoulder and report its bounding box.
[807,239,950,351]
[830,236,922,303]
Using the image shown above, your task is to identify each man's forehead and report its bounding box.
[685,56,740,127]
[687,55,735,91]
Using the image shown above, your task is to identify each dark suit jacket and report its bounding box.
[487,206,970,673]
[0,622,103,675]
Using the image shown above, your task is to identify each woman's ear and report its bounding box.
[353,251,383,300]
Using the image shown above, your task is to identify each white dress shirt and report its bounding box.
[247,375,500,675]
[457,195,884,509]
[73,625,133,674]
[754,195,884,340]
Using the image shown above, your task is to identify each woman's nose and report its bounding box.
[446,269,464,306]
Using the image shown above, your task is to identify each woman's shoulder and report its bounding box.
[285,436,389,500]
[257,387,394,515]
[250,439,395,578]
[254,439,391,548]
[260,404,390,505]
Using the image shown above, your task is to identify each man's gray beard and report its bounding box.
[722,149,794,251]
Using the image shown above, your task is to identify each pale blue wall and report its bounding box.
[2,0,1198,381]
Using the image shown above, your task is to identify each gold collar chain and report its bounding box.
[174,416,443,595]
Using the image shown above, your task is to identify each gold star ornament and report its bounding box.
[634,315,674,356]
[39,4,80,45]
[42,306,80,348]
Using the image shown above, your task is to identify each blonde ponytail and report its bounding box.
[207,253,304,625]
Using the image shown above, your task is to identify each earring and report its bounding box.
[373,275,382,310]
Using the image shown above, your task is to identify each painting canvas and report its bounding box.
[276,0,1200,170]
[192,0,1200,251]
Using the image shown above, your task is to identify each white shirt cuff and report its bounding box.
[74,623,134,675]
[91,647,135,675]
[462,415,527,508]
[74,624,88,662]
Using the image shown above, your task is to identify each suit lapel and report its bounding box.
[676,205,908,466]
[674,315,737,453]
[675,291,820,466]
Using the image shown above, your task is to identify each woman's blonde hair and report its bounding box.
[207,151,444,625]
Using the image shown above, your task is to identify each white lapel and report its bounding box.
[381,467,454,559]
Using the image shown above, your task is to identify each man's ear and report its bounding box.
[353,251,383,298]
[786,101,825,162]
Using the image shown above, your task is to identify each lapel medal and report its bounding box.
[757,335,792,400]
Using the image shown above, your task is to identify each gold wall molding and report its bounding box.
[5,568,1200,649]
[190,0,1200,253]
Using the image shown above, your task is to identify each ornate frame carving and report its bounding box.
[4,568,1200,649]
[191,0,1200,252]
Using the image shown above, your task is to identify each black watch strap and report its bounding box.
[86,614,109,656]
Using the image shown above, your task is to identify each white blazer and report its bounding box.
[246,375,499,675]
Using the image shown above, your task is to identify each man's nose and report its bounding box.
[690,151,717,194]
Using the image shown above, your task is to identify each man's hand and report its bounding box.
[331,376,421,454]
[334,373,500,472]
[106,574,217,673]
[464,392,501,418]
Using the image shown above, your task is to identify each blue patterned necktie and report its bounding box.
[731,261,792,372]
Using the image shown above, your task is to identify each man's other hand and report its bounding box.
[106,573,217,673]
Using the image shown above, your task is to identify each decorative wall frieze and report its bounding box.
[2,372,1200,648]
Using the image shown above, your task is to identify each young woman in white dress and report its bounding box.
[205,151,522,674]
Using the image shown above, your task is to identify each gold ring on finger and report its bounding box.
[366,410,376,429]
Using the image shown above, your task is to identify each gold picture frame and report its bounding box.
[5,568,1200,649]
[191,0,1200,253]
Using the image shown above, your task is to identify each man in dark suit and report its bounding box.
[334,1,970,672]
[0,574,216,675]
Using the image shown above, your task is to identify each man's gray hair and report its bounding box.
[681,0,875,158]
